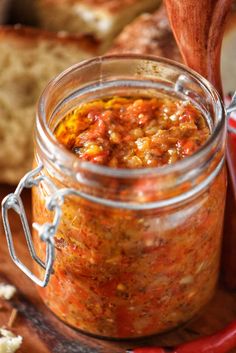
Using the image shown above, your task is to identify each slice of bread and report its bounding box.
[0,25,97,184]
[110,4,236,94]
[109,6,182,62]
[35,0,161,51]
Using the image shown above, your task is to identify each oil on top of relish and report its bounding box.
[54,95,210,168]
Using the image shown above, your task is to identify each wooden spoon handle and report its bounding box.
[164,0,236,291]
[164,0,232,96]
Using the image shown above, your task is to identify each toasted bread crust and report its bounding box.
[0,25,99,53]
[109,6,182,61]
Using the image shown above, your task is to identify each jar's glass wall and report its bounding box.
[33,56,226,339]
[33,167,226,337]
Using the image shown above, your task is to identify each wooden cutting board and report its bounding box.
[1,184,236,353]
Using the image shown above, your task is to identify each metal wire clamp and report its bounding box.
[1,164,60,287]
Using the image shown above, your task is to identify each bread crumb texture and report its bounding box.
[0,329,22,353]
[0,27,93,184]
[36,0,161,50]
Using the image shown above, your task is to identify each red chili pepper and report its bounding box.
[127,320,236,353]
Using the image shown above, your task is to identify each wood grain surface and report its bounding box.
[1,184,236,353]
[164,0,232,95]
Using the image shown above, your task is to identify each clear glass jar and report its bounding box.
[9,56,229,339]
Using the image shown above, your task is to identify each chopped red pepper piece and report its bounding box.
[55,96,209,168]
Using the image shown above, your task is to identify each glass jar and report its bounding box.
[2,55,227,339]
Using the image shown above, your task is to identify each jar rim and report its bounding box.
[37,54,226,178]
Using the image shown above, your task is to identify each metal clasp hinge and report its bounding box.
[1,164,62,287]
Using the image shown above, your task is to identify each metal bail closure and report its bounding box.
[226,91,236,134]
[1,164,60,287]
